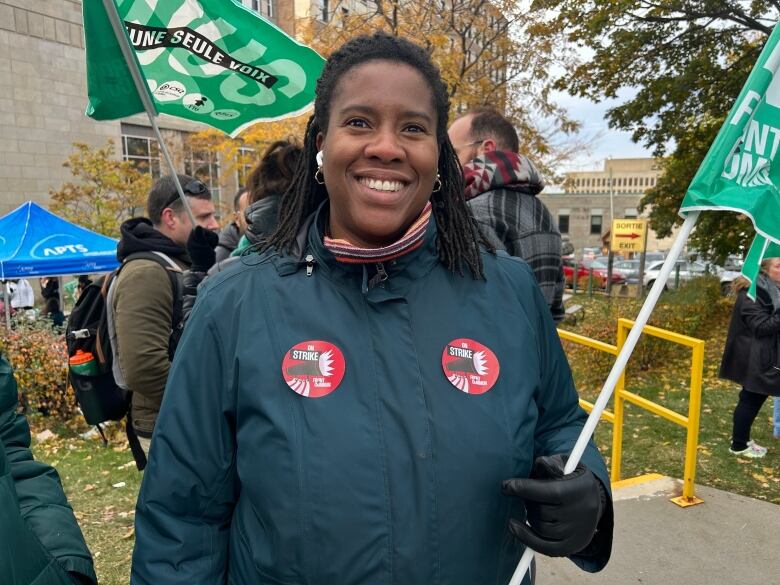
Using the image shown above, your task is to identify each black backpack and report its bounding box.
[66,252,183,465]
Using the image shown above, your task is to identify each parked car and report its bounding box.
[723,255,744,271]
[644,252,665,264]
[719,269,742,295]
[642,260,709,289]
[581,247,601,264]
[613,259,641,284]
[563,258,626,288]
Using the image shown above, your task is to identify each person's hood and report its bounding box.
[217,222,241,251]
[463,150,544,200]
[245,194,281,244]
[117,217,189,263]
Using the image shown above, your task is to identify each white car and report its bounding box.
[643,260,709,289]
[719,269,742,295]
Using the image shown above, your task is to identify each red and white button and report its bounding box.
[282,340,346,398]
[441,338,500,395]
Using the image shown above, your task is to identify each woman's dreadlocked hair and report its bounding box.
[265,32,492,278]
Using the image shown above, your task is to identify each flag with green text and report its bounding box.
[83,0,325,136]
[679,24,780,296]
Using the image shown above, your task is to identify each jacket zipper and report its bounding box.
[368,262,388,290]
[305,254,315,276]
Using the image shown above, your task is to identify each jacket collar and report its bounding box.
[275,201,440,293]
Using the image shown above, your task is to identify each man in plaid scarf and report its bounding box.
[449,108,565,322]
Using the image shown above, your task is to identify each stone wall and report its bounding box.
[0,0,122,216]
[539,192,677,255]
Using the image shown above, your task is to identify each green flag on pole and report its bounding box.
[679,24,780,297]
[83,0,145,120]
[83,0,325,137]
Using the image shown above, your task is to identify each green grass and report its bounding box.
[25,287,780,583]
[28,420,141,585]
[565,292,780,504]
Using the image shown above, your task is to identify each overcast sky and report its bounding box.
[554,88,656,172]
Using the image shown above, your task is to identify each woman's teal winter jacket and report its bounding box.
[0,356,97,585]
[132,211,612,585]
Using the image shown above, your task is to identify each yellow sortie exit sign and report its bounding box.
[611,219,647,253]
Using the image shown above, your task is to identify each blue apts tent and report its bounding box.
[0,201,119,279]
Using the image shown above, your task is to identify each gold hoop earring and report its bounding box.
[315,167,325,185]
[432,174,442,192]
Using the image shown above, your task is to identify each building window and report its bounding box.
[236,146,255,190]
[558,214,569,234]
[624,208,638,218]
[590,214,602,235]
[121,124,161,178]
[184,145,220,203]
[249,0,274,19]
[318,0,329,21]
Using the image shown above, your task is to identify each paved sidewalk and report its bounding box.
[536,476,780,584]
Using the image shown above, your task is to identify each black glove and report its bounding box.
[186,226,219,272]
[502,454,604,557]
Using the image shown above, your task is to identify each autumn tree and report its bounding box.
[50,141,150,237]
[302,0,584,175]
[188,115,309,190]
[190,0,584,179]
[532,0,779,260]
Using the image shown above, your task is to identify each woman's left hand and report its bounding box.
[502,454,604,557]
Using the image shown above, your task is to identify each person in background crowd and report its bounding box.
[215,189,250,263]
[111,175,218,462]
[40,277,60,303]
[774,397,780,441]
[448,108,565,322]
[720,256,780,458]
[132,33,612,585]
[181,141,302,321]
[77,275,92,299]
[41,297,65,329]
[0,353,97,585]
[234,139,302,255]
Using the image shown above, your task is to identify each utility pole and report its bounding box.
[608,161,615,230]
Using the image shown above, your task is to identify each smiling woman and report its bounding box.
[131,32,614,585]
[316,60,439,247]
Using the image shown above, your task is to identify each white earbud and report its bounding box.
[316,150,324,167]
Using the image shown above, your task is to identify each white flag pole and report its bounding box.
[100,0,197,227]
[508,211,701,585]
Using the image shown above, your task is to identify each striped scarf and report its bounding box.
[462,151,544,201]
[324,202,432,264]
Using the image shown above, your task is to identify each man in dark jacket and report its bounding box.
[111,175,219,459]
[215,189,249,263]
[0,354,97,585]
[448,108,565,322]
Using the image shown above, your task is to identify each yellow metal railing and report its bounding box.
[559,318,705,507]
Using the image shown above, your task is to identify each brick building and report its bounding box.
[0,0,313,218]
[539,158,677,256]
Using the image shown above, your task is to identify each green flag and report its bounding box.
[679,24,780,297]
[83,0,325,136]
[83,0,145,120]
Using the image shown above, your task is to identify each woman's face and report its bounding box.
[317,60,439,248]
[766,257,780,283]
